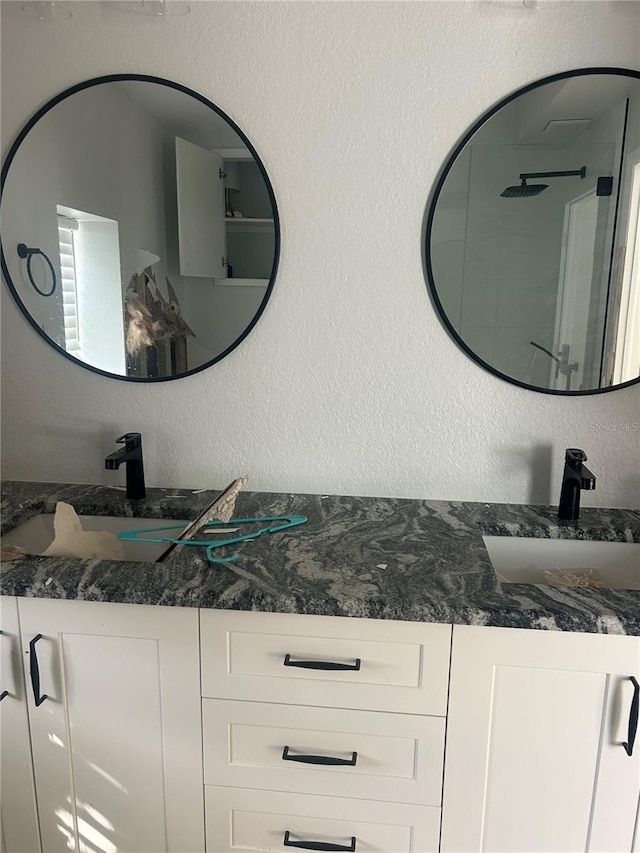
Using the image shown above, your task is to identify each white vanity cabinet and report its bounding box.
[0,597,41,853]
[441,625,640,853]
[2,592,639,853]
[0,596,204,853]
[200,609,452,853]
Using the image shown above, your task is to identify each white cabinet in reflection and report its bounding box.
[175,140,275,283]
[175,136,227,279]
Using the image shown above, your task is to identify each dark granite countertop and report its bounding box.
[1,480,638,635]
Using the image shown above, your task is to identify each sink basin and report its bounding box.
[2,514,190,562]
[482,536,640,590]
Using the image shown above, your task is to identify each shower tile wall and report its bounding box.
[466,143,571,387]
[431,128,617,388]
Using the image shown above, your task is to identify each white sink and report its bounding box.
[482,536,640,590]
[2,514,190,562]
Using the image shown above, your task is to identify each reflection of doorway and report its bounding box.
[553,188,609,391]
[612,154,640,385]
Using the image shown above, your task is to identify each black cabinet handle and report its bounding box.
[29,634,48,707]
[623,676,639,757]
[282,746,358,766]
[283,654,361,672]
[0,630,9,700]
[283,831,356,852]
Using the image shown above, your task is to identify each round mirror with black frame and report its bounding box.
[1,74,280,381]
[424,67,640,395]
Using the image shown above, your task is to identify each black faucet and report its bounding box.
[558,448,595,520]
[105,433,146,500]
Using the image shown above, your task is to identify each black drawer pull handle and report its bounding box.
[282,746,358,766]
[0,630,9,700]
[283,831,356,852]
[29,634,48,707]
[283,654,361,672]
[623,676,639,757]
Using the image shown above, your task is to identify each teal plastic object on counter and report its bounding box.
[117,515,308,563]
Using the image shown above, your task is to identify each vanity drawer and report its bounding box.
[202,698,445,805]
[200,609,451,716]
[205,786,441,853]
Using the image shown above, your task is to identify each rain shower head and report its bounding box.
[500,166,586,199]
[501,180,547,198]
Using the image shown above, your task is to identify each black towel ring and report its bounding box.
[17,243,57,297]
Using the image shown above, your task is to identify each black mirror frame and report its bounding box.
[423,66,640,396]
[0,73,281,383]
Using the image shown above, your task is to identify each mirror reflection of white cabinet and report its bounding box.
[221,152,275,283]
[175,140,274,283]
[175,136,226,278]
[442,625,640,853]
[0,596,204,853]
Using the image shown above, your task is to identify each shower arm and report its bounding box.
[519,167,586,182]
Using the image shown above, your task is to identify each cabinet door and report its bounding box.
[0,597,41,853]
[441,625,640,853]
[18,597,204,853]
[176,136,226,277]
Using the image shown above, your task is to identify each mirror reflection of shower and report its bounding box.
[500,166,586,198]
[427,71,640,393]
[529,340,579,391]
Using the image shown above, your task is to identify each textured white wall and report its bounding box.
[1,0,639,507]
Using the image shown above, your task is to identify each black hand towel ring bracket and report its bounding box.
[17,243,57,297]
